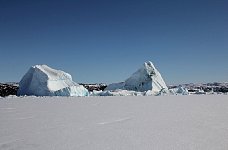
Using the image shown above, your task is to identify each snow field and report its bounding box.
[0,95,228,150]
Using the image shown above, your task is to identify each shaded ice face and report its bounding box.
[144,61,156,77]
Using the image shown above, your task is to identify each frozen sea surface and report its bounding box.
[0,95,228,150]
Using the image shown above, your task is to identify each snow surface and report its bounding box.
[1,95,228,150]
[105,61,169,95]
[17,65,88,96]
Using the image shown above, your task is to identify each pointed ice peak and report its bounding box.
[144,61,155,68]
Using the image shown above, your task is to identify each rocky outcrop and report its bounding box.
[79,83,107,92]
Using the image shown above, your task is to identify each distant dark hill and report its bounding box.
[79,83,107,92]
[0,83,19,97]
[0,83,107,97]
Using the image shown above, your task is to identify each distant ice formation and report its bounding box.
[91,89,146,96]
[105,61,169,95]
[17,65,88,96]
[169,86,189,95]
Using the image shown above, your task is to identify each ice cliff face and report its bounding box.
[17,65,88,96]
[105,61,169,95]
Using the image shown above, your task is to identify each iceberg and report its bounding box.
[105,61,169,95]
[169,86,189,95]
[17,65,89,96]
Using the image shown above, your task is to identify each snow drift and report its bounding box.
[17,65,88,96]
[105,61,169,95]
[91,89,146,96]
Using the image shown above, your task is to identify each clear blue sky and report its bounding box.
[0,0,227,84]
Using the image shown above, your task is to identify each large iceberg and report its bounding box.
[105,61,169,95]
[17,65,89,96]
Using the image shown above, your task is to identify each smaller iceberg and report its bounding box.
[105,61,169,95]
[17,65,88,96]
